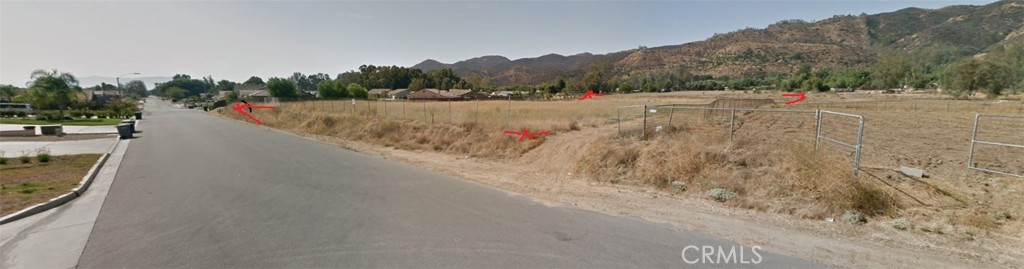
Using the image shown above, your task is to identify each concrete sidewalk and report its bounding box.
[0,139,129,269]
[0,124,118,135]
[0,138,118,157]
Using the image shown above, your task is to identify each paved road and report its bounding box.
[78,98,824,268]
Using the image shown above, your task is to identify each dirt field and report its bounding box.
[217,91,1024,268]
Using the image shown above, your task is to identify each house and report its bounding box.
[388,89,409,100]
[407,89,482,101]
[407,89,449,100]
[240,89,272,103]
[489,91,528,99]
[213,91,232,101]
[83,90,122,105]
[368,89,390,99]
[446,89,482,100]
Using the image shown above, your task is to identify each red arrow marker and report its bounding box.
[232,102,276,125]
[503,128,551,141]
[782,92,806,105]
[578,90,604,101]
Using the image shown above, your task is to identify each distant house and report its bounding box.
[407,89,481,101]
[489,91,528,99]
[83,90,122,105]
[368,89,390,99]
[446,89,482,100]
[213,91,232,101]
[388,89,409,100]
[407,89,448,100]
[239,89,272,103]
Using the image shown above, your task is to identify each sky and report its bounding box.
[0,0,998,86]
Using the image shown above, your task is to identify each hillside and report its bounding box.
[411,0,1024,86]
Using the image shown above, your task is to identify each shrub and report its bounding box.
[843,210,866,223]
[0,157,7,165]
[708,188,737,202]
[19,155,31,164]
[36,148,51,163]
[891,218,909,230]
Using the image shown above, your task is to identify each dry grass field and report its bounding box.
[217,90,1024,267]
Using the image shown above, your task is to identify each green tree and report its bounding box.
[408,78,426,91]
[122,80,148,98]
[940,58,1012,98]
[27,69,79,117]
[346,83,368,99]
[165,87,188,101]
[214,80,236,92]
[266,77,298,98]
[870,54,911,90]
[317,80,348,99]
[243,76,265,85]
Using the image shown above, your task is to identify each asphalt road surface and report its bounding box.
[78,98,824,268]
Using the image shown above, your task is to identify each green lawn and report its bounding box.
[0,118,125,126]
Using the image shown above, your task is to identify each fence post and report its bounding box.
[967,114,980,168]
[853,116,865,177]
[505,95,511,130]
[729,108,735,141]
[814,109,823,151]
[475,98,480,124]
[448,99,452,124]
[423,101,428,124]
[642,105,647,139]
[667,106,675,127]
[402,99,407,120]
[383,99,387,119]
[617,107,621,136]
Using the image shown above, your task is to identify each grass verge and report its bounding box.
[0,154,101,216]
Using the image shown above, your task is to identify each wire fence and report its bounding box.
[616,101,866,177]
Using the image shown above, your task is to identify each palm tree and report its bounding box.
[27,69,79,118]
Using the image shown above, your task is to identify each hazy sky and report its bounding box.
[0,0,995,86]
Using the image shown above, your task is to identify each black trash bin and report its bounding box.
[134,111,142,120]
[116,124,133,139]
[120,119,136,133]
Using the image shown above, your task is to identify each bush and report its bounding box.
[708,188,737,202]
[0,157,7,165]
[843,210,866,223]
[19,155,31,164]
[36,148,51,163]
[891,218,909,230]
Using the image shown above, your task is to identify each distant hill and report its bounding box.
[410,0,1024,86]
[77,76,172,90]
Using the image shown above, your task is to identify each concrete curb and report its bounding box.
[0,137,120,225]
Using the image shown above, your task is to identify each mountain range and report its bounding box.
[412,0,1024,86]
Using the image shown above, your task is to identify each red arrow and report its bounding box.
[503,128,551,141]
[782,92,806,105]
[578,90,604,101]
[232,102,276,125]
